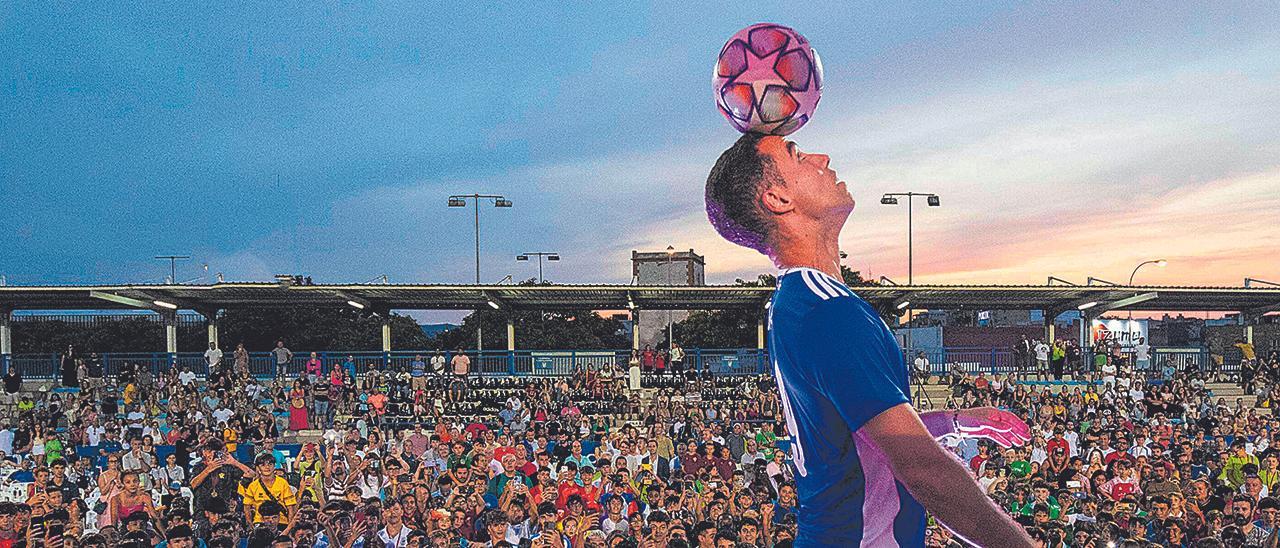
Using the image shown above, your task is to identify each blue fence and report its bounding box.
[3,348,772,380]
[3,345,1228,381]
[901,346,1223,377]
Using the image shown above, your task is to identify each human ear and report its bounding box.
[760,186,792,215]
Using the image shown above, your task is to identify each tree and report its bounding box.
[663,274,776,349]
[426,279,629,350]
[219,307,429,351]
[12,315,205,353]
[667,268,889,348]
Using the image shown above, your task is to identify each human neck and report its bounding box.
[770,219,843,280]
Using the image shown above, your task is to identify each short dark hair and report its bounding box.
[1261,497,1280,511]
[166,525,194,539]
[706,133,780,253]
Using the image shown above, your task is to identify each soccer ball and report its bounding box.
[713,23,823,136]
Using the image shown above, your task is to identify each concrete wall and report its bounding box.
[1205,323,1280,358]
[894,326,943,352]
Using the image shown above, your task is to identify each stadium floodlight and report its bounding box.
[346,300,366,310]
[1077,301,1100,311]
[153,300,179,310]
[487,299,501,310]
[517,252,561,283]
[881,192,942,285]
[897,300,911,310]
[1127,259,1168,320]
[448,193,513,351]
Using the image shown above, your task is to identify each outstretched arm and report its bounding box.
[863,404,1034,547]
[920,407,1031,448]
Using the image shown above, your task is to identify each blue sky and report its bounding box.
[3,2,1278,312]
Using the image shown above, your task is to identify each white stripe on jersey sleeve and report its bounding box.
[800,271,833,300]
[813,271,852,297]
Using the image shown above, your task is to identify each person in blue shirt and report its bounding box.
[705,133,1033,546]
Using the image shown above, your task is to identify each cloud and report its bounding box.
[613,40,1280,287]
[208,30,1280,293]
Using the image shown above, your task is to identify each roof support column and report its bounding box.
[1246,324,1254,346]
[199,308,221,349]
[631,309,640,351]
[757,313,766,350]
[506,317,515,352]
[162,309,179,354]
[1078,311,1090,350]
[0,309,12,374]
[381,314,392,354]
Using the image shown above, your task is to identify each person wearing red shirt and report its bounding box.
[970,444,991,474]
[641,347,656,372]
[555,464,583,501]
[973,373,990,392]
[1046,428,1071,457]
[494,444,517,464]
[368,389,388,417]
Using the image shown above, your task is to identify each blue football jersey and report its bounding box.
[768,267,926,547]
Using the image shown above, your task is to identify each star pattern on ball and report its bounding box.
[713,24,821,136]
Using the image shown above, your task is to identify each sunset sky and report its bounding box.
[3,2,1278,314]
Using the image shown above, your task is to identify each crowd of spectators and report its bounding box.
[0,338,1279,547]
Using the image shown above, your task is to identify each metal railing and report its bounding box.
[901,346,1222,377]
[2,348,772,380]
[3,345,1228,381]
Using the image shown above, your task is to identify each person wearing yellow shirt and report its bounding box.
[1260,454,1280,494]
[1235,338,1257,361]
[239,453,297,524]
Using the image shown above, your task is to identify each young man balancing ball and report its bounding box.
[705,133,1034,547]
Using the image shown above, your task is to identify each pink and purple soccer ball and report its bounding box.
[713,23,823,136]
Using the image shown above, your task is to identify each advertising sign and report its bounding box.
[1090,318,1149,348]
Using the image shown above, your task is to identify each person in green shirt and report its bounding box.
[44,436,64,464]
[755,429,777,458]
[446,441,473,471]
[1013,483,1062,519]
[1221,439,1260,489]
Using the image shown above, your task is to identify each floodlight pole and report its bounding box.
[880,193,940,285]
[667,246,676,351]
[881,193,939,357]
[154,255,191,284]
[517,252,561,284]
[448,193,513,351]
[1127,259,1167,322]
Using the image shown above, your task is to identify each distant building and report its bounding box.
[632,249,704,348]
[1148,314,1205,347]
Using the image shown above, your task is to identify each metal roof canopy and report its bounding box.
[0,283,1278,318]
[0,283,773,313]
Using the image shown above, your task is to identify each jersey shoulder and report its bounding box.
[774,268,857,308]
